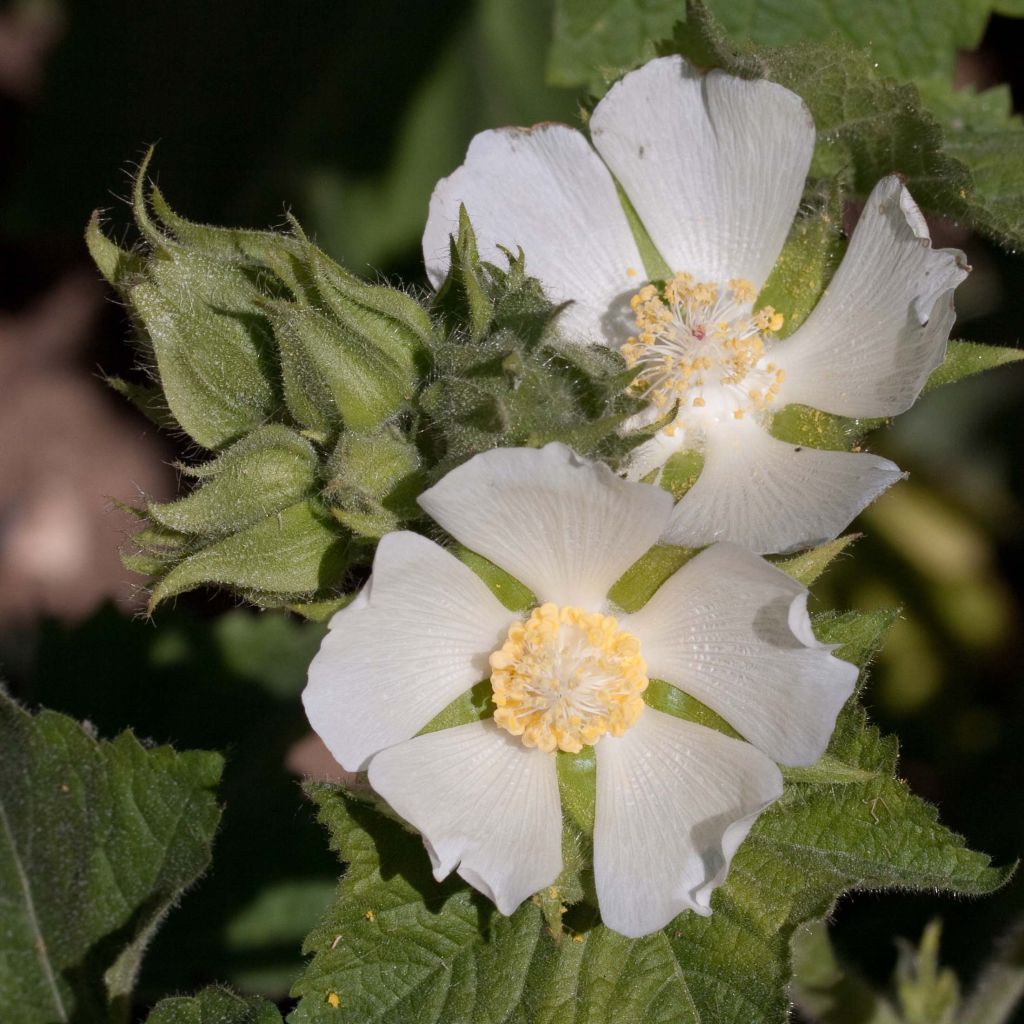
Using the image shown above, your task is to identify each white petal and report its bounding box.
[622,543,859,766]
[368,720,562,915]
[418,443,673,609]
[422,124,644,343]
[662,418,903,554]
[590,55,814,291]
[303,532,515,772]
[772,177,969,417]
[594,708,782,937]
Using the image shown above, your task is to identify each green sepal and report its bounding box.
[607,544,698,613]
[658,448,704,500]
[148,501,350,611]
[265,299,417,434]
[287,593,359,623]
[770,404,887,453]
[129,249,278,450]
[147,426,318,538]
[433,205,495,340]
[307,245,433,355]
[454,547,536,611]
[148,184,308,296]
[324,426,424,539]
[104,375,178,432]
[924,338,1024,393]
[775,534,859,586]
[85,210,145,292]
[757,184,845,339]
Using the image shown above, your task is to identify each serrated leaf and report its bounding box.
[548,0,1008,92]
[0,691,222,1024]
[146,986,284,1024]
[924,339,1024,393]
[547,0,678,93]
[148,426,318,538]
[149,501,349,610]
[292,610,1006,1024]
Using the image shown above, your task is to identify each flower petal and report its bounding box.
[590,55,814,292]
[422,124,644,343]
[594,708,782,937]
[368,720,562,915]
[622,543,859,766]
[418,443,673,610]
[662,418,903,554]
[303,531,515,771]
[772,176,969,416]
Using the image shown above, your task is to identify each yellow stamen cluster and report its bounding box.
[620,273,786,420]
[490,603,648,754]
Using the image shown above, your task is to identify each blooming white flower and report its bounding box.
[303,443,858,937]
[421,56,970,555]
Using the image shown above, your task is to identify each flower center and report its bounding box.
[621,273,787,440]
[489,603,648,754]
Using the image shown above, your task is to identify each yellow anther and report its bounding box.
[626,266,638,278]
[728,278,756,303]
[733,409,745,419]
[692,396,706,407]
[364,910,376,922]
[768,312,785,332]
[490,604,648,754]
[327,993,341,1009]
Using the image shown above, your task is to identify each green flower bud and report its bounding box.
[323,426,423,539]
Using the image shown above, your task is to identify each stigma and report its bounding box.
[621,273,787,440]
[489,604,648,754]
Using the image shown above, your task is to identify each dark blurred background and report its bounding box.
[1,0,1022,1014]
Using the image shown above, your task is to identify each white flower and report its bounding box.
[303,443,858,937]
[421,56,970,555]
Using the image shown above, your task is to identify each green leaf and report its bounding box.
[924,339,1024,393]
[551,1,1024,247]
[547,0,678,93]
[148,426,319,538]
[149,501,350,610]
[146,986,284,1024]
[292,611,1007,1024]
[0,691,222,1024]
